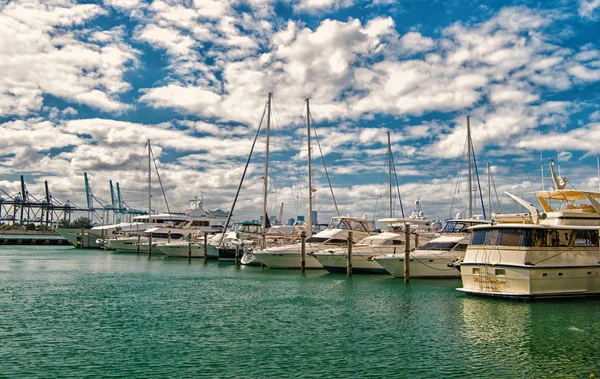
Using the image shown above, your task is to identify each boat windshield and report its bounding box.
[419,241,463,250]
[358,236,403,246]
[470,228,599,247]
[327,219,374,232]
[441,221,479,233]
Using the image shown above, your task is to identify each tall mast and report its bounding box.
[262,92,272,248]
[387,131,393,218]
[148,139,152,224]
[467,115,473,219]
[487,161,491,220]
[306,98,313,238]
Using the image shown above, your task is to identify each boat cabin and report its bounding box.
[469,224,599,248]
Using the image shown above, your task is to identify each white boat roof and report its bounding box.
[330,216,373,222]
[378,218,431,225]
[469,223,600,231]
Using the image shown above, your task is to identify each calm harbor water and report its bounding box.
[0,246,598,378]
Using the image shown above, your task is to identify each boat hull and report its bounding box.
[375,254,462,278]
[459,264,600,298]
[107,238,147,253]
[313,253,388,274]
[156,243,205,258]
[56,228,104,249]
[253,248,323,269]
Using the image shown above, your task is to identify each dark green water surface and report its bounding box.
[1,247,599,378]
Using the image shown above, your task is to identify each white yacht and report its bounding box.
[252,216,378,269]
[106,197,228,253]
[311,232,409,274]
[240,225,303,265]
[458,164,600,298]
[374,218,489,278]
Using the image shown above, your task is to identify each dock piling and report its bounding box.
[404,224,410,284]
[301,231,306,272]
[347,231,353,277]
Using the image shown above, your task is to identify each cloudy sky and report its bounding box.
[1,0,599,225]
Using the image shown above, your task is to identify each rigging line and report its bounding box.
[523,170,536,193]
[149,146,172,219]
[489,164,503,213]
[309,112,340,217]
[469,136,486,219]
[220,102,268,245]
[390,148,405,218]
[373,160,387,221]
[450,135,468,219]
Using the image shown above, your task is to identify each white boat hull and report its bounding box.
[374,252,462,278]
[313,252,387,274]
[56,228,104,249]
[459,264,600,298]
[155,242,205,258]
[107,238,147,253]
[253,244,324,269]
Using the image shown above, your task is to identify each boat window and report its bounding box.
[306,237,328,243]
[420,241,458,250]
[441,221,474,233]
[573,230,599,247]
[327,219,345,229]
[470,229,531,246]
[350,221,366,231]
[455,243,468,251]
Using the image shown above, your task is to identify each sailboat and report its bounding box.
[374,116,491,278]
[252,98,379,269]
[312,132,437,274]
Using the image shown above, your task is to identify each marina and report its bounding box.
[0,246,598,377]
[2,0,600,376]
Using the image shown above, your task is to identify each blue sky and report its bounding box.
[1,0,599,224]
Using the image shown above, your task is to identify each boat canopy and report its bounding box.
[536,190,600,213]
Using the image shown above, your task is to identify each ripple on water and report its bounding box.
[1,247,600,378]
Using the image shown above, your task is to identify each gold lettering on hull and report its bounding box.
[473,277,507,285]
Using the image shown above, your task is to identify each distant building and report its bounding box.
[297,215,305,223]
[311,211,318,225]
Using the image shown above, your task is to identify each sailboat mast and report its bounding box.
[306,98,313,238]
[148,139,152,224]
[467,115,473,219]
[487,161,491,220]
[262,92,272,248]
[387,131,393,218]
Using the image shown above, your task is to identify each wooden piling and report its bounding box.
[203,232,208,262]
[404,224,411,284]
[414,233,419,249]
[148,233,152,257]
[168,230,172,243]
[235,245,240,265]
[188,233,192,259]
[300,231,306,272]
[347,231,353,277]
[80,228,84,249]
[136,234,140,255]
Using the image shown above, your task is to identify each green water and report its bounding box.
[1,246,599,378]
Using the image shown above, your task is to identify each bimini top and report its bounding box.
[536,189,600,213]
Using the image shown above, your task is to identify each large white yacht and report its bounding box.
[458,164,600,298]
[252,216,378,269]
[374,218,490,278]
[105,197,228,253]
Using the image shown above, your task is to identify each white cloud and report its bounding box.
[579,0,600,18]
[0,0,138,116]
